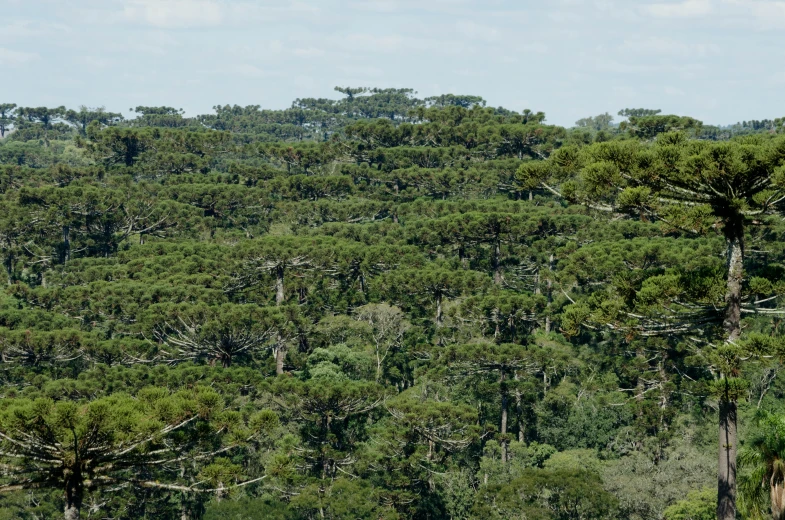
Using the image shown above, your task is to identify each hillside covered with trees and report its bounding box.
[1,88,785,520]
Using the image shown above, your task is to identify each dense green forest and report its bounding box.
[1,89,785,520]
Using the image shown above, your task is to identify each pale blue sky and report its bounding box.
[2,0,783,126]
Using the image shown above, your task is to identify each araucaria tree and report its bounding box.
[0,387,268,519]
[6,90,785,519]
[521,133,785,519]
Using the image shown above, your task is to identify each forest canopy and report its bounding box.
[1,88,785,520]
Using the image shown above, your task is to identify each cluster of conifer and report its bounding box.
[1,90,785,519]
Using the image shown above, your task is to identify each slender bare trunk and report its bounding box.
[500,372,508,463]
[275,265,285,306]
[659,354,670,434]
[4,252,12,285]
[771,481,785,520]
[515,372,524,442]
[375,342,382,382]
[274,265,286,375]
[275,341,285,375]
[64,473,83,520]
[435,292,443,327]
[459,246,468,269]
[723,233,743,343]
[718,229,743,520]
[544,253,554,333]
[62,225,70,264]
[493,241,502,285]
[64,503,80,520]
[635,346,646,420]
[718,399,738,520]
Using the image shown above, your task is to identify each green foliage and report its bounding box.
[663,488,716,520]
[1,92,784,519]
[204,496,294,520]
[473,468,618,519]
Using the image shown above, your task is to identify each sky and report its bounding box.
[2,0,783,127]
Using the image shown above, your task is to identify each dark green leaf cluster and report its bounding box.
[2,91,785,520]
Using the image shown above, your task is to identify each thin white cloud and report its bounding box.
[0,20,71,40]
[621,37,719,56]
[224,63,284,79]
[612,85,638,98]
[335,33,470,57]
[348,0,474,13]
[350,0,403,12]
[723,0,785,29]
[103,31,181,56]
[77,55,113,68]
[548,11,583,22]
[292,47,326,58]
[589,57,658,74]
[122,0,223,28]
[455,21,502,43]
[341,34,406,53]
[294,75,316,89]
[642,0,712,18]
[339,65,384,78]
[0,47,39,65]
[520,42,549,53]
[226,1,322,21]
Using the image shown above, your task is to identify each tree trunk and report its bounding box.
[500,373,508,463]
[375,340,383,382]
[515,372,524,442]
[64,503,80,520]
[718,399,737,520]
[718,228,743,520]
[275,341,285,376]
[275,266,285,306]
[635,346,646,420]
[62,225,70,264]
[544,253,554,333]
[493,241,502,285]
[64,474,83,520]
[723,230,743,342]
[4,252,12,285]
[435,292,443,327]
[771,480,785,520]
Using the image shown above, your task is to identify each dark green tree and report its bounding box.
[0,388,268,519]
[521,133,785,520]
